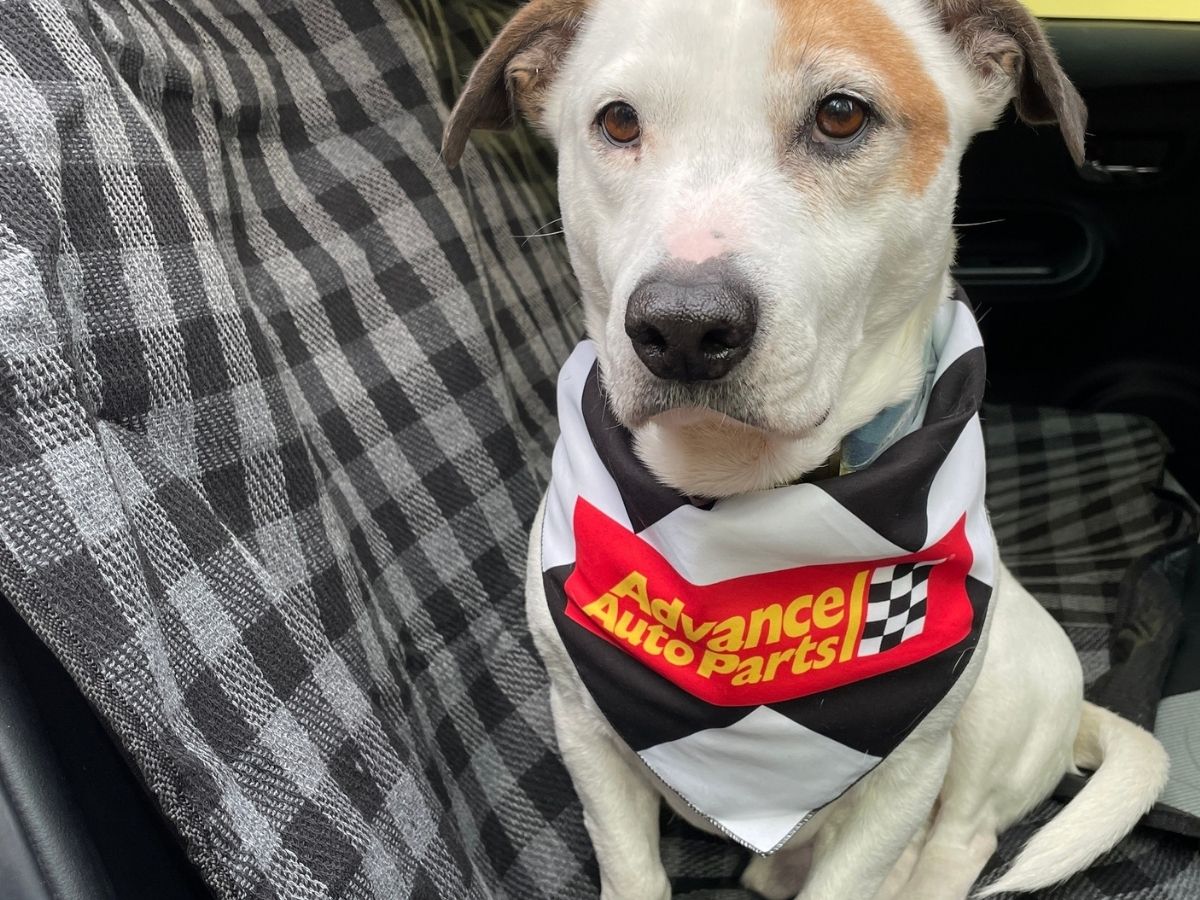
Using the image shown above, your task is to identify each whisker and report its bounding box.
[521,229,566,246]
[515,216,564,241]
[954,218,1006,228]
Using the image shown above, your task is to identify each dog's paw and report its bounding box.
[740,845,812,900]
[600,873,671,900]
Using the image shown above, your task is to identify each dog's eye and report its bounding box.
[814,94,869,143]
[599,101,641,147]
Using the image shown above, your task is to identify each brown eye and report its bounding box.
[600,101,641,146]
[815,94,869,143]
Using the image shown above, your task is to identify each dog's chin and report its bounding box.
[630,405,841,499]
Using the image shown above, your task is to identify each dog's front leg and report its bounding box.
[799,734,952,900]
[551,686,670,900]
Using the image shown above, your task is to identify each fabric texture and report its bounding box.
[0,1,1196,898]
[1153,545,1200,827]
[0,1,584,898]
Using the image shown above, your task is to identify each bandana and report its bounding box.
[540,290,996,854]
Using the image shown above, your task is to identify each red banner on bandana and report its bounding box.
[563,499,976,707]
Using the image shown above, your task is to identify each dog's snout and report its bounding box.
[624,264,758,382]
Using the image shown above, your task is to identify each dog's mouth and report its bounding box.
[606,365,833,440]
[641,403,831,440]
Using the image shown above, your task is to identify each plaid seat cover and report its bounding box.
[0,2,1195,898]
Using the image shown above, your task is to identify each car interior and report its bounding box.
[1,7,1197,899]
[957,15,1200,498]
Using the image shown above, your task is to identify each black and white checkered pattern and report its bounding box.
[859,561,939,656]
[0,1,1195,897]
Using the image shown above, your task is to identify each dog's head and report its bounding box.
[444,0,1084,496]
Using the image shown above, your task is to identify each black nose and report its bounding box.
[624,264,758,382]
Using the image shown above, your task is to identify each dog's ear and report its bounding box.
[442,0,591,168]
[932,0,1087,165]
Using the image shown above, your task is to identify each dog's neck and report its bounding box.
[632,273,954,499]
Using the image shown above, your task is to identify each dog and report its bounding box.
[443,2,1170,898]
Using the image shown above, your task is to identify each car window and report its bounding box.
[1026,1,1200,22]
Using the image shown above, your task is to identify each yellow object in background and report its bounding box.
[1025,1,1200,22]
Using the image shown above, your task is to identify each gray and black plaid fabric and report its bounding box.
[0,1,589,897]
[0,1,1196,899]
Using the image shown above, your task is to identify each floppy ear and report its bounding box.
[932,0,1087,165]
[442,0,591,167]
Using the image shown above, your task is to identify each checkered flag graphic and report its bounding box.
[858,560,943,656]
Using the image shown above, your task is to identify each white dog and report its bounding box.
[444,2,1169,898]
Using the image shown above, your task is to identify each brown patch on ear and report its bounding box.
[774,0,951,197]
[442,0,592,168]
[932,0,1087,164]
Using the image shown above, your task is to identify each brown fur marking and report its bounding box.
[442,0,593,167]
[773,0,951,196]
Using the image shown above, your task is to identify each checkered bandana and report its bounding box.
[541,295,997,854]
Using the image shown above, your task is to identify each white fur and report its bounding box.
[546,0,980,496]
[515,1,1168,897]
